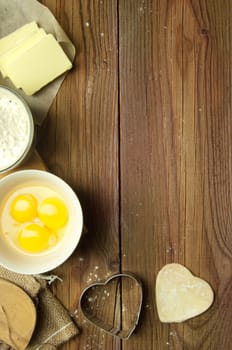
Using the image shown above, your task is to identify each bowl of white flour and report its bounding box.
[0,86,35,173]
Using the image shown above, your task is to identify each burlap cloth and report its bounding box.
[0,265,79,349]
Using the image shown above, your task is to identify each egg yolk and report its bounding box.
[10,194,37,223]
[38,197,68,229]
[18,223,56,253]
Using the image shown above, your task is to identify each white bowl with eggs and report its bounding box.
[0,170,83,274]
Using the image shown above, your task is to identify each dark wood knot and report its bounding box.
[201,28,209,36]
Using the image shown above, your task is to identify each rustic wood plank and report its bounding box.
[34,0,232,349]
[38,1,120,350]
[119,1,232,350]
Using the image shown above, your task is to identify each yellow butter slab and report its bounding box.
[0,22,38,56]
[0,28,46,79]
[7,34,72,95]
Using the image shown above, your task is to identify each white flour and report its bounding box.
[0,88,30,171]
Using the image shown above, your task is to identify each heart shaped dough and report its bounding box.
[156,263,214,322]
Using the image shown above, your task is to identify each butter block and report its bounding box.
[0,28,46,79]
[7,34,72,95]
[0,22,38,56]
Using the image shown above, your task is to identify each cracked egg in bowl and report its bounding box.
[0,170,83,274]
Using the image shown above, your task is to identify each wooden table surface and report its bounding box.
[38,1,232,349]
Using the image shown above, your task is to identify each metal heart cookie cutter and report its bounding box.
[79,273,143,339]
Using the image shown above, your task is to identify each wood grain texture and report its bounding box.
[36,0,232,349]
[120,0,232,349]
[39,1,120,349]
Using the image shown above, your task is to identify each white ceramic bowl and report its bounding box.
[0,170,83,274]
[0,86,36,174]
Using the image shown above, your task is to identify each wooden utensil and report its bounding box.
[0,278,37,350]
